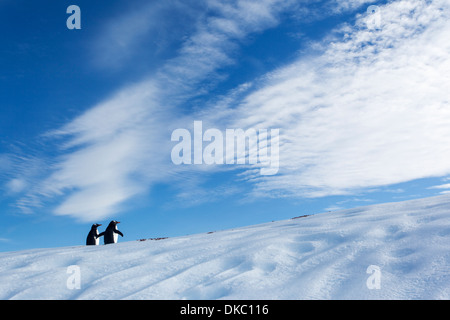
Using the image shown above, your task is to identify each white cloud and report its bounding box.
[428,184,450,190]
[36,82,175,221]
[6,178,27,193]
[215,0,450,198]
[329,0,377,13]
[16,0,294,221]
[1,153,47,201]
[15,0,450,221]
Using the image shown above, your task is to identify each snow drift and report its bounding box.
[1,194,450,299]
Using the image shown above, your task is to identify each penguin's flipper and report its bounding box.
[115,230,124,237]
[97,231,105,238]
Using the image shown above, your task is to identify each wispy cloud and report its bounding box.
[212,0,450,197]
[15,0,294,221]
[12,0,450,221]
[89,0,203,70]
[428,184,450,190]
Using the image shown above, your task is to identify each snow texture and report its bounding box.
[1,194,450,299]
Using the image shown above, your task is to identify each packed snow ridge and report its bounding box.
[1,194,450,299]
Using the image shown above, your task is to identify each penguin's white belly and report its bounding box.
[95,231,99,245]
[113,232,118,243]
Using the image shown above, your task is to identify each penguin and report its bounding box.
[86,223,103,246]
[99,220,123,244]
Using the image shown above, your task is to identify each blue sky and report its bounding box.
[1,0,450,252]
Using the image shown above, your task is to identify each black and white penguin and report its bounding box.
[99,220,123,244]
[86,223,103,246]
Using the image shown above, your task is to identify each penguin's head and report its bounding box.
[108,220,120,227]
[91,223,102,230]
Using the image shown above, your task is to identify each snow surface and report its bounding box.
[1,195,450,300]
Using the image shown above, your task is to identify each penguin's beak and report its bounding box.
[116,221,120,224]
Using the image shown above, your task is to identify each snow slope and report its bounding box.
[1,195,450,300]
